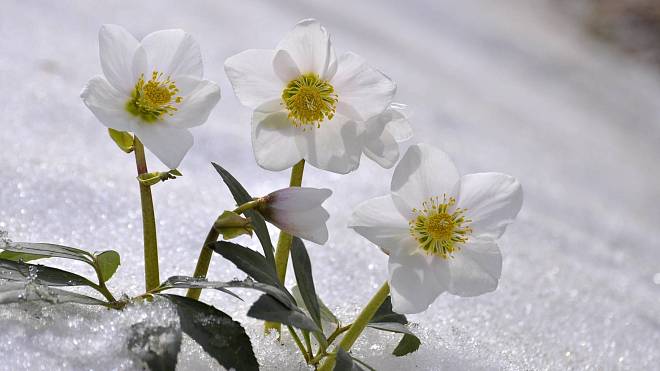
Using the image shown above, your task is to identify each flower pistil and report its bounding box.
[282,73,338,128]
[126,71,183,122]
[409,195,472,259]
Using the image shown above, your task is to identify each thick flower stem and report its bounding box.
[266,159,305,333]
[134,137,160,292]
[186,199,263,300]
[317,282,391,371]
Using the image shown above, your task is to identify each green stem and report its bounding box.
[317,282,390,371]
[303,331,313,358]
[266,159,305,333]
[288,325,310,362]
[186,199,262,300]
[134,137,159,291]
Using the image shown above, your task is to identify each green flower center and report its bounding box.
[409,195,472,259]
[282,73,338,128]
[126,71,182,122]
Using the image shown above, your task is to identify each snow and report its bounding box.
[1,0,660,370]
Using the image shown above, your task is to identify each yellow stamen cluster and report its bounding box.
[282,73,338,128]
[126,71,183,122]
[409,195,472,259]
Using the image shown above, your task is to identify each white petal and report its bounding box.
[267,187,332,212]
[385,103,413,142]
[446,241,502,297]
[133,124,194,169]
[252,110,305,171]
[299,114,362,174]
[140,29,202,78]
[391,144,460,219]
[80,76,136,131]
[332,52,396,121]
[457,173,523,241]
[99,24,140,94]
[270,207,330,245]
[276,19,337,79]
[292,225,329,245]
[225,49,284,111]
[362,114,400,169]
[166,77,221,128]
[388,242,448,314]
[348,195,409,254]
[273,49,301,83]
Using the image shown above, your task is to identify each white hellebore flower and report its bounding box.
[225,19,398,174]
[81,25,221,169]
[258,187,332,245]
[349,144,523,314]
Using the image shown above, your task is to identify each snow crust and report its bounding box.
[1,0,659,370]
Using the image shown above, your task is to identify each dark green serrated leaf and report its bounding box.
[367,295,421,357]
[0,258,96,287]
[0,282,109,307]
[290,237,322,330]
[209,241,280,288]
[161,294,258,371]
[0,250,46,262]
[334,347,365,371]
[108,128,134,153]
[248,294,320,332]
[392,333,421,356]
[128,322,182,371]
[291,286,339,328]
[367,321,414,335]
[369,296,407,325]
[211,162,276,268]
[0,242,94,265]
[159,276,296,309]
[95,250,120,283]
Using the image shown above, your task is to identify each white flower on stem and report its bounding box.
[225,19,398,174]
[349,144,523,314]
[81,25,221,169]
[258,187,332,244]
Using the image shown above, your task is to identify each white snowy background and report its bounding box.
[1,0,659,370]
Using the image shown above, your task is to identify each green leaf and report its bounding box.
[95,250,120,283]
[108,128,134,153]
[369,296,407,325]
[334,347,365,371]
[290,237,322,330]
[0,258,96,287]
[392,333,421,357]
[211,162,276,268]
[0,250,47,262]
[248,294,320,333]
[291,285,339,328]
[209,241,281,288]
[161,294,258,371]
[214,211,253,240]
[158,276,299,309]
[0,281,110,307]
[127,322,181,371]
[0,242,94,265]
[367,295,421,357]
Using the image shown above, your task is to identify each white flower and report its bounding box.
[349,144,523,314]
[81,25,221,169]
[258,187,332,244]
[225,19,397,174]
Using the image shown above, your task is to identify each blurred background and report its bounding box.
[1,0,659,370]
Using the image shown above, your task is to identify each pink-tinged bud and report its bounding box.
[259,187,332,244]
